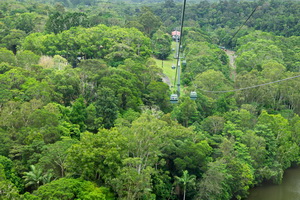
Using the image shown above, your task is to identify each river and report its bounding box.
[246,167,300,200]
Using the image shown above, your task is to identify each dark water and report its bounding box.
[247,167,300,200]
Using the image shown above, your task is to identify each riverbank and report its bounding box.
[246,166,300,200]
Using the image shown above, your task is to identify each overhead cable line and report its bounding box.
[173,0,187,92]
[227,4,260,46]
[198,74,300,93]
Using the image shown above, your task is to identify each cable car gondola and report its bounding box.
[190,91,197,100]
[170,94,178,103]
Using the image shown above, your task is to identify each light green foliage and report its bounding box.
[194,70,233,100]
[53,55,68,70]
[253,124,283,184]
[29,178,114,200]
[0,48,16,66]
[241,130,268,182]
[0,100,71,144]
[198,159,231,200]
[0,156,22,191]
[181,28,229,84]
[0,164,20,200]
[224,109,256,130]
[183,41,230,83]
[227,158,254,200]
[112,165,155,200]
[201,115,225,135]
[234,63,300,112]
[236,39,284,72]
[119,58,163,89]
[0,62,13,74]
[236,31,299,72]
[234,70,262,105]
[195,69,232,91]
[114,108,141,128]
[67,111,209,199]
[67,130,127,183]
[0,156,14,180]
[105,43,138,67]
[84,103,102,132]
[113,110,170,198]
[38,138,77,178]
[0,67,27,100]
[0,11,40,38]
[0,99,43,132]
[218,138,255,199]
[171,97,199,127]
[257,111,298,170]
[16,50,40,69]
[21,77,54,103]
[290,114,300,155]
[0,64,55,103]
[48,67,80,106]
[22,25,152,66]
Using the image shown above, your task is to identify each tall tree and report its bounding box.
[23,165,52,190]
[138,8,162,37]
[152,29,172,60]
[175,170,196,200]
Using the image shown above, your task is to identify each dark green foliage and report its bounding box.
[45,12,89,34]
[137,8,162,37]
[145,81,171,113]
[38,138,77,178]
[151,0,300,39]
[152,29,172,60]
[95,87,119,129]
[0,29,26,54]
[0,129,12,157]
[68,96,87,131]
[0,0,300,199]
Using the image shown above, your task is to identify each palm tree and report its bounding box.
[23,165,52,189]
[175,170,196,200]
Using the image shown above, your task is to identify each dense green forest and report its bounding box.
[0,0,300,199]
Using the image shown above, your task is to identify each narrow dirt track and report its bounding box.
[161,73,171,86]
[225,49,237,81]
